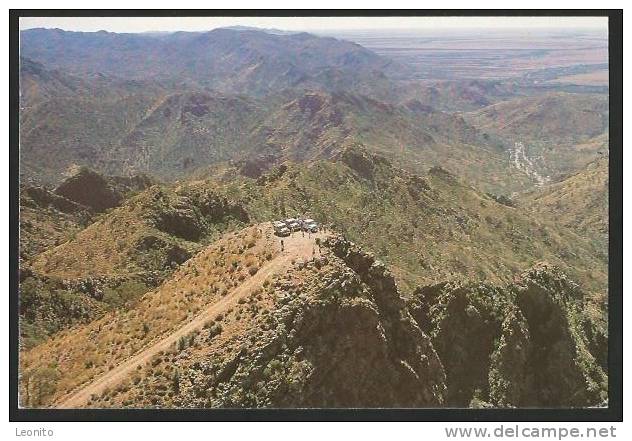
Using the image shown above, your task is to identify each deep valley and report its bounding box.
[17,24,610,409]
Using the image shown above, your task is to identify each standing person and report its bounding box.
[281,239,284,251]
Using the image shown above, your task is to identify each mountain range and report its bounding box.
[21,28,407,95]
[18,26,610,409]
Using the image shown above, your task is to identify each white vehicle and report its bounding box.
[273,221,290,236]
[275,227,291,237]
[285,218,301,231]
[302,219,318,232]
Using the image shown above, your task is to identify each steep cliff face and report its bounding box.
[508,263,608,407]
[408,262,608,408]
[313,236,447,407]
[408,282,509,406]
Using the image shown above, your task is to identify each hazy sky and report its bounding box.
[19,16,608,33]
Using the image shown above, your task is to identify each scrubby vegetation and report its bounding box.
[17,27,610,410]
[81,236,606,409]
[19,226,277,407]
[211,145,606,296]
[520,157,608,257]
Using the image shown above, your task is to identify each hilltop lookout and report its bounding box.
[273,217,320,237]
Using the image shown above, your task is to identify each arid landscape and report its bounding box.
[18,22,609,409]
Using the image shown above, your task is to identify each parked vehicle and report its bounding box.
[273,218,317,235]
[285,218,302,231]
[302,218,319,232]
[275,226,291,237]
[273,221,291,236]
[306,223,318,233]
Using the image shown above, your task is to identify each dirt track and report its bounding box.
[57,231,326,408]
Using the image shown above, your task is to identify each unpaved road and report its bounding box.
[57,231,327,408]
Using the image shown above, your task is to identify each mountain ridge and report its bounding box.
[20,228,606,408]
[17,26,611,409]
[20,27,409,96]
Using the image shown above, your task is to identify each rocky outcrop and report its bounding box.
[487,309,531,407]
[190,236,447,408]
[153,204,205,242]
[53,167,154,213]
[22,185,89,214]
[407,262,608,408]
[408,282,509,406]
[234,154,280,179]
[509,263,607,407]
[149,187,249,242]
[309,235,447,406]
[54,167,124,212]
[336,145,387,181]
